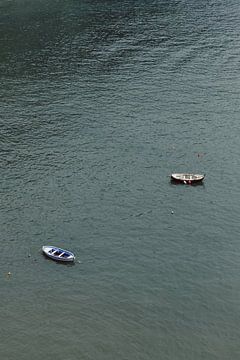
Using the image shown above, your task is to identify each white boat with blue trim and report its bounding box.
[42,245,75,262]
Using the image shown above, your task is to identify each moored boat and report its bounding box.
[42,245,75,262]
[171,173,205,184]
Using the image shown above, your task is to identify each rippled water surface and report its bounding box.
[1,1,240,359]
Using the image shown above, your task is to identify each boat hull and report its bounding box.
[42,246,75,262]
[171,173,205,184]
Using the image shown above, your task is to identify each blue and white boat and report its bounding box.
[42,245,75,262]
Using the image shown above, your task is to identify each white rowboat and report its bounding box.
[171,173,205,184]
[42,245,75,262]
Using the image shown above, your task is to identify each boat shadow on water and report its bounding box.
[42,253,76,266]
[170,179,205,187]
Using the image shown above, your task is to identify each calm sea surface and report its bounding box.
[1,1,240,359]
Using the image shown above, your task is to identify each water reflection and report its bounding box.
[0,0,189,78]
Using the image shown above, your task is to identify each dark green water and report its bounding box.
[1,1,240,359]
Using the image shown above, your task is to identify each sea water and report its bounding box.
[1,1,240,359]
